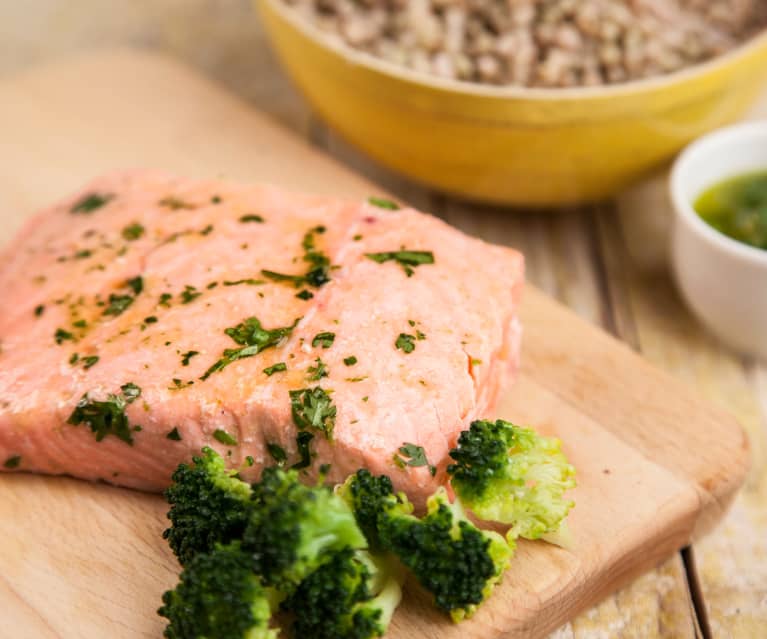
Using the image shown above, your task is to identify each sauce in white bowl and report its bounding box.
[670,121,767,359]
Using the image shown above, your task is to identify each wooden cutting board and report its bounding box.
[0,50,749,639]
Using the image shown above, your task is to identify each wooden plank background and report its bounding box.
[1,2,765,637]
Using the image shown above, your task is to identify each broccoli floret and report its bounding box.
[158,542,280,639]
[448,419,576,542]
[381,488,512,621]
[283,548,403,639]
[336,469,412,551]
[243,467,367,592]
[163,447,252,565]
[340,471,512,622]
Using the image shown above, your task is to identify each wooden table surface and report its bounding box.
[2,3,766,638]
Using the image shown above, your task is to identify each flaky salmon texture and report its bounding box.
[0,170,524,504]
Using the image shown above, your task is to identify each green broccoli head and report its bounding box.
[340,469,512,621]
[448,419,576,542]
[336,469,413,551]
[282,547,403,639]
[163,447,253,565]
[158,542,279,639]
[243,467,367,592]
[380,486,512,622]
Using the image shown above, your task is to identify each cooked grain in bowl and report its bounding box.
[280,0,767,87]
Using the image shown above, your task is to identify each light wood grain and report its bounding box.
[614,201,767,638]
[0,50,749,639]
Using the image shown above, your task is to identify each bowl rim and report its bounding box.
[263,0,767,100]
[670,120,767,266]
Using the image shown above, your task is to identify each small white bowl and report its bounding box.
[670,121,767,359]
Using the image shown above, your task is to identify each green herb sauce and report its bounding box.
[694,170,767,250]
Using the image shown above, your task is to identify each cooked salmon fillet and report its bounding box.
[0,170,524,503]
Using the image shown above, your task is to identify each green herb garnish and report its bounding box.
[393,443,436,476]
[181,350,200,366]
[296,290,313,300]
[159,293,172,307]
[343,356,358,366]
[213,429,237,446]
[120,382,141,402]
[201,316,298,380]
[261,270,306,285]
[365,250,434,277]
[3,455,21,469]
[69,353,99,369]
[66,382,141,445]
[292,431,315,470]
[223,279,265,287]
[239,214,264,223]
[261,225,332,289]
[368,197,400,210]
[166,427,182,441]
[224,317,293,346]
[72,319,87,328]
[289,387,336,440]
[307,357,328,381]
[169,379,194,390]
[34,304,45,317]
[103,276,144,317]
[301,226,332,287]
[54,328,74,344]
[180,285,201,304]
[122,223,145,241]
[311,332,335,349]
[103,294,134,316]
[267,443,287,465]
[395,333,416,353]
[144,316,158,324]
[159,196,194,210]
[263,362,287,376]
[71,193,113,214]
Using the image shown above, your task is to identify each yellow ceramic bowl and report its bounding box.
[259,0,767,206]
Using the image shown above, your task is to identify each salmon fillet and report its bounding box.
[0,170,524,503]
